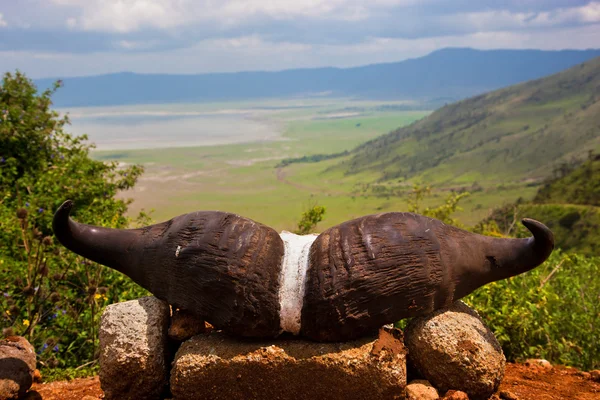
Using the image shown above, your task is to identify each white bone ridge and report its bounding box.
[278,231,318,335]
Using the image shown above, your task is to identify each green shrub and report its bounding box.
[486,203,600,256]
[0,71,149,373]
[465,250,600,370]
[295,205,326,234]
[407,184,470,227]
[534,158,600,207]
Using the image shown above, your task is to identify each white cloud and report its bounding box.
[572,1,600,22]
[58,0,184,33]
[116,39,161,50]
[442,1,600,32]
[2,23,599,79]
[50,0,433,33]
[0,1,598,77]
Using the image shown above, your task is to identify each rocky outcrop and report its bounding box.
[405,301,505,400]
[0,336,36,400]
[171,327,407,400]
[99,297,170,400]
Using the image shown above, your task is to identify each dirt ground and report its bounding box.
[25,362,600,400]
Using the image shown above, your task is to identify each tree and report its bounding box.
[295,205,326,234]
[407,184,469,227]
[0,71,148,372]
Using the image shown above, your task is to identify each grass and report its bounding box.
[90,98,540,230]
[92,101,430,228]
[340,57,600,186]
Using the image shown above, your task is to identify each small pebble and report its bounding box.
[406,379,439,400]
[524,359,552,370]
[575,371,591,380]
[443,389,469,399]
[499,390,519,400]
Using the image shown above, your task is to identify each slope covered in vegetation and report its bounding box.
[339,56,600,186]
[533,156,600,206]
[484,157,600,256]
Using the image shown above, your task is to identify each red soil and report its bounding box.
[25,362,600,400]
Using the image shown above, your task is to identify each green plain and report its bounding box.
[92,99,538,231]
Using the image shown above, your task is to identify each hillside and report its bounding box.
[484,158,600,256]
[533,156,600,206]
[340,56,600,186]
[34,48,600,107]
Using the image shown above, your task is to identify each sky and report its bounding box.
[1,0,600,78]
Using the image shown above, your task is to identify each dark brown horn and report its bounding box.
[55,203,554,342]
[522,217,555,265]
[479,218,554,283]
[53,200,147,277]
[300,213,554,341]
[53,200,285,338]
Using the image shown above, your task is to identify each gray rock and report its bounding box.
[406,379,439,399]
[405,301,505,400]
[99,296,170,400]
[0,336,36,400]
[171,327,407,400]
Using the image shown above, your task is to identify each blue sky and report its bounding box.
[1,0,599,78]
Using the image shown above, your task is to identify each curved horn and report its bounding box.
[522,217,555,263]
[481,218,555,283]
[300,213,555,341]
[53,200,285,338]
[53,200,149,279]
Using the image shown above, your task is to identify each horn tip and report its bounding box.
[59,200,74,212]
[521,218,555,252]
[53,200,74,234]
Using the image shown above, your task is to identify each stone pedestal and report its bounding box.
[171,327,407,400]
[405,301,505,400]
[99,297,170,400]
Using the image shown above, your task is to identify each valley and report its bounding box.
[91,98,532,230]
[92,56,600,232]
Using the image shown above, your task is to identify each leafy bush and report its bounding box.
[465,250,599,370]
[295,205,326,234]
[276,150,349,168]
[534,157,600,206]
[0,71,148,373]
[407,184,469,227]
[486,203,600,256]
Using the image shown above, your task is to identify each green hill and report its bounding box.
[339,56,600,186]
[486,203,599,256]
[533,156,600,206]
[484,157,600,256]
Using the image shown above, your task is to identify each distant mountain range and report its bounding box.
[35,48,600,107]
[337,55,600,185]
